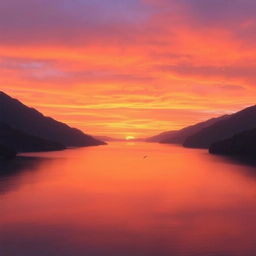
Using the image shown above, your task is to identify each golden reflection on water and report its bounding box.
[0,142,256,256]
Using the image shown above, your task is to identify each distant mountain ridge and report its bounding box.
[0,92,105,147]
[145,130,178,143]
[94,136,122,142]
[145,115,229,144]
[184,105,256,148]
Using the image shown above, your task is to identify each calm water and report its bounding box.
[1,142,256,256]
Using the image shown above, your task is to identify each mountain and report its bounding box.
[145,131,178,143]
[184,105,256,148]
[0,122,65,152]
[145,115,229,144]
[0,144,16,159]
[94,136,122,142]
[209,128,256,157]
[0,92,106,147]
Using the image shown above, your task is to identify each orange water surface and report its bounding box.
[1,142,256,256]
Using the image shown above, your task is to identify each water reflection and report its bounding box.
[208,154,256,180]
[215,154,256,168]
[1,143,256,256]
[0,156,51,195]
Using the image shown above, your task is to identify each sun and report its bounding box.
[125,136,135,141]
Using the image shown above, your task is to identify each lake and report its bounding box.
[1,142,256,256]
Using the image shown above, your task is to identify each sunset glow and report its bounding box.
[1,0,256,138]
[126,136,135,141]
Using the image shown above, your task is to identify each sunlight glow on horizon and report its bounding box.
[125,136,136,141]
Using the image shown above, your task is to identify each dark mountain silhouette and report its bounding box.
[0,144,16,159]
[0,122,65,152]
[145,115,229,144]
[184,105,256,148]
[0,92,106,147]
[145,130,178,143]
[209,128,256,157]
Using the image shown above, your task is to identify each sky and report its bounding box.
[1,0,256,138]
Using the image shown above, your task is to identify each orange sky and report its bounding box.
[1,0,256,138]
